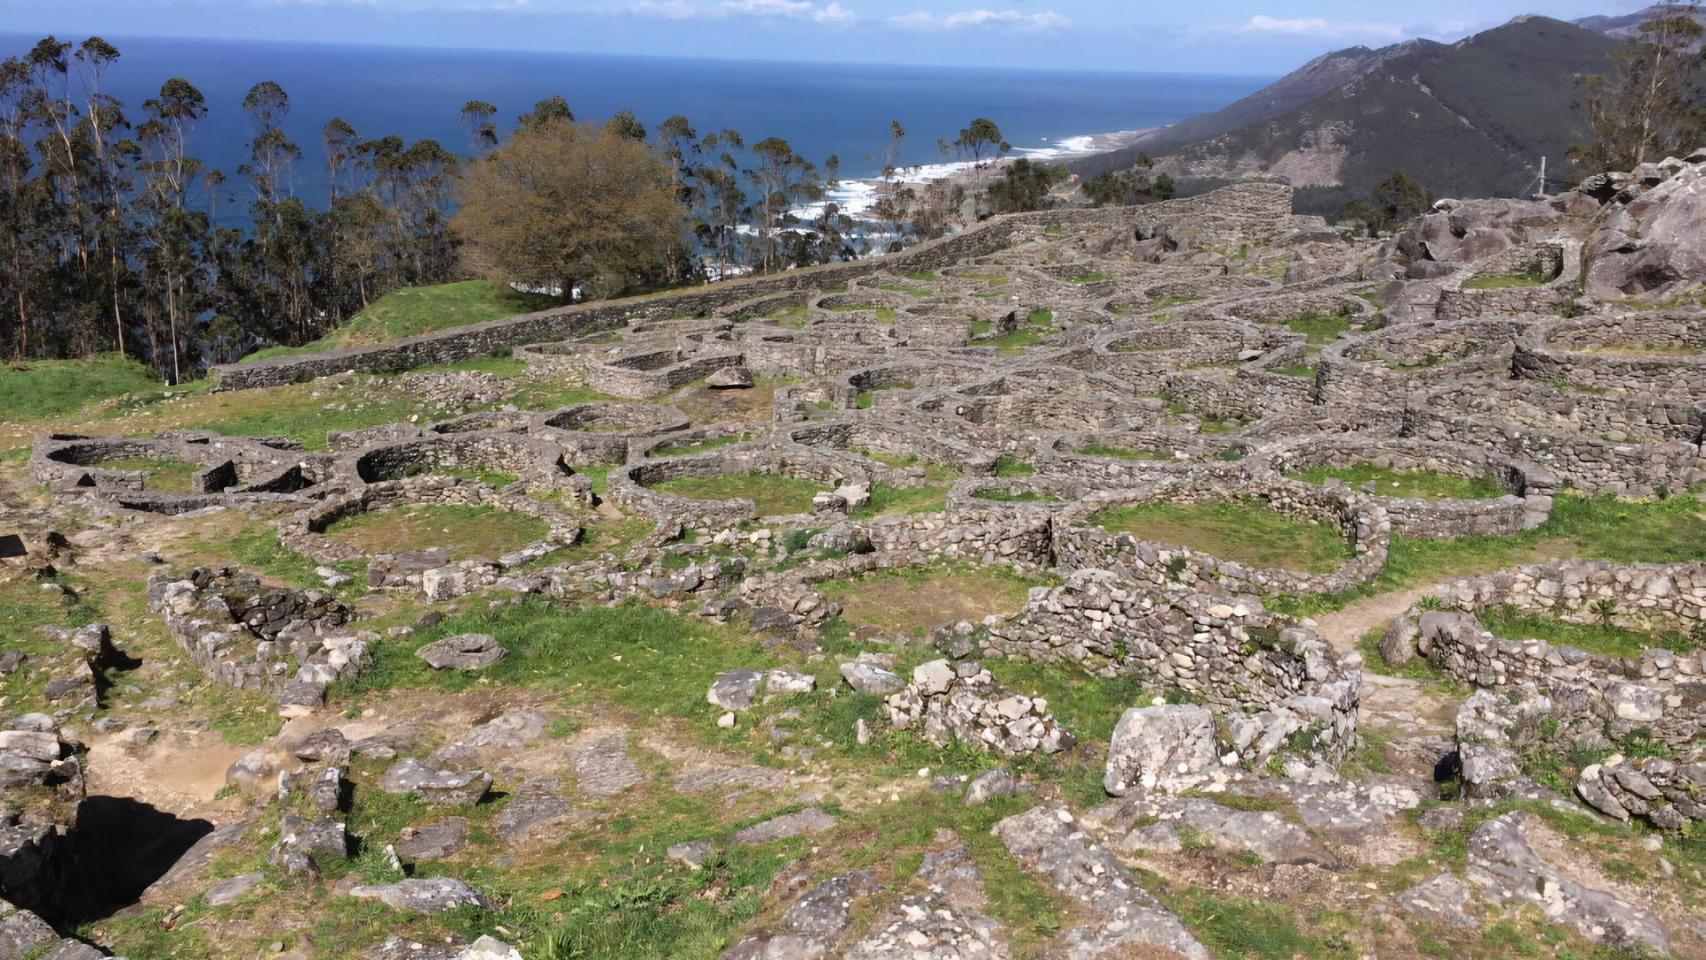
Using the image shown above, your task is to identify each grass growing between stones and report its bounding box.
[817,563,1055,637]
[649,434,750,458]
[550,517,655,565]
[1270,491,1706,618]
[1476,605,1699,658]
[1066,271,1113,284]
[1284,311,1354,345]
[983,658,1145,745]
[325,503,550,561]
[241,280,557,361]
[1089,498,1352,573]
[652,472,824,516]
[1271,365,1317,378]
[1462,271,1550,290]
[92,377,427,451]
[337,598,768,712]
[0,352,167,421]
[97,456,203,492]
[1288,464,1507,500]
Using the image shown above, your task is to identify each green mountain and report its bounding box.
[1076,16,1621,213]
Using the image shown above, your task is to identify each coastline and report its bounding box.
[796,127,1157,221]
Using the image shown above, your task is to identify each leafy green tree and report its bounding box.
[1571,4,1705,171]
[746,136,821,273]
[519,95,574,131]
[1340,170,1434,236]
[1082,168,1175,207]
[956,117,1008,167]
[459,100,498,153]
[454,119,685,300]
[604,108,647,141]
[986,158,1068,213]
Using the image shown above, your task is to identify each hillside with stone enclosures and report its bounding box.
[3,151,1706,960]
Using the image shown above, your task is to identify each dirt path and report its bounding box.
[1307,584,1457,740]
[1310,585,1433,654]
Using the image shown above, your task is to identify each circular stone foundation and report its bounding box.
[280,476,583,567]
[532,402,690,465]
[607,443,873,527]
[1053,476,1389,596]
[1515,311,1706,398]
[1254,435,1556,537]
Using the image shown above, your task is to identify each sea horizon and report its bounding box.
[0,32,1269,223]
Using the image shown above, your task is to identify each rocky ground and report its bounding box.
[2,155,1705,960]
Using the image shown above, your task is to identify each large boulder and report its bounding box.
[1584,160,1706,298]
[377,759,491,806]
[1103,704,1220,796]
[415,633,506,671]
[1467,812,1668,953]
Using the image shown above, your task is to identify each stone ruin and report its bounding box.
[12,150,1706,958]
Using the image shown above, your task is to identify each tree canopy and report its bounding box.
[1571,4,1705,171]
[453,119,686,300]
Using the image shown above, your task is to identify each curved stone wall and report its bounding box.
[980,570,1361,763]
[1398,559,1706,749]
[1052,475,1390,597]
[1251,435,1556,537]
[1514,312,1706,398]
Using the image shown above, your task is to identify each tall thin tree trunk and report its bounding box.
[110,247,124,357]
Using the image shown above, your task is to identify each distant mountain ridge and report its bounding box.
[1574,3,1706,41]
[1075,13,1651,212]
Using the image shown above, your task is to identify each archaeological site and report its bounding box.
[3,152,1706,960]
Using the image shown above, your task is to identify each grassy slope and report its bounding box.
[0,353,166,421]
[241,280,558,362]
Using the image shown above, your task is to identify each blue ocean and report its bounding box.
[2,33,1266,214]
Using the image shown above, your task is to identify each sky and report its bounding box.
[2,0,1642,74]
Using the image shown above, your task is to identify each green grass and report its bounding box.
[240,280,558,361]
[1476,605,1697,658]
[1464,264,1554,290]
[651,472,824,517]
[0,353,168,421]
[1270,492,1706,618]
[1171,890,1324,960]
[1027,309,1053,326]
[1066,271,1113,284]
[993,455,1034,477]
[97,456,203,492]
[904,271,937,282]
[1271,365,1316,378]
[1088,498,1352,573]
[158,381,429,451]
[817,562,1052,637]
[850,482,951,519]
[984,658,1144,744]
[338,599,766,706]
[1289,464,1507,500]
[1284,311,1354,345]
[649,434,749,458]
[325,503,550,561]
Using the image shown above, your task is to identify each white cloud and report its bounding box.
[1239,15,1404,40]
[889,7,1066,31]
[608,0,851,20]
[814,1,853,24]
